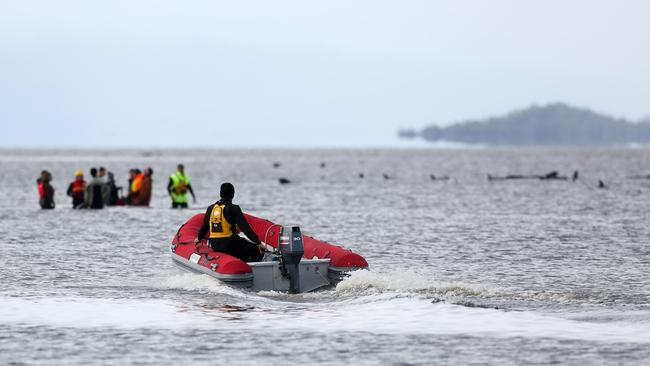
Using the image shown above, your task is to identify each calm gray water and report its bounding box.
[1,148,649,365]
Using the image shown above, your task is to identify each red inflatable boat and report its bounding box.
[171,213,368,292]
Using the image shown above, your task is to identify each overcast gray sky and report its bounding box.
[1,0,648,147]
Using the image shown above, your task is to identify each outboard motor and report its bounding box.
[278,226,304,293]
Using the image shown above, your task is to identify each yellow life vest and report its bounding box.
[170,172,191,203]
[209,204,234,239]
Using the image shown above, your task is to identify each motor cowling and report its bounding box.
[278,226,304,293]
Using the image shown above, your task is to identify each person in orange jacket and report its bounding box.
[127,169,144,205]
[66,170,86,209]
[130,167,153,206]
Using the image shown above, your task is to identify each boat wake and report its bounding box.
[153,272,240,295]
[334,269,488,298]
[3,277,650,344]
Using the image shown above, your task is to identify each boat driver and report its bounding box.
[194,182,265,262]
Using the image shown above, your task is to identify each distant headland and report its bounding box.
[399,103,650,146]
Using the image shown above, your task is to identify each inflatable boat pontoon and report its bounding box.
[171,213,368,293]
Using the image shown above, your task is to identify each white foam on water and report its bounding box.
[149,272,286,306]
[2,293,649,344]
[0,296,207,329]
[249,294,650,344]
[151,272,236,294]
[335,269,489,297]
[5,270,646,344]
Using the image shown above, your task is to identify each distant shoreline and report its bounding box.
[401,103,650,146]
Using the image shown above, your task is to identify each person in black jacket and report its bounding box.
[194,182,264,262]
[104,172,123,206]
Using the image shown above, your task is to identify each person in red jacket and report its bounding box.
[67,170,87,209]
[36,170,55,209]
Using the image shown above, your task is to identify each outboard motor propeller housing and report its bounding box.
[278,226,304,293]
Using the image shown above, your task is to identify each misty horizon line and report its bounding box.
[2,144,650,151]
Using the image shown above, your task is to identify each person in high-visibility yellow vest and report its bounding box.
[167,164,196,208]
[194,182,264,262]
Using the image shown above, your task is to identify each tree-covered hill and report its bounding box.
[402,104,650,146]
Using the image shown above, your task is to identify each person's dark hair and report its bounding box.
[177,164,184,170]
[134,169,141,174]
[41,170,51,182]
[99,166,106,172]
[146,167,153,176]
[220,182,235,200]
[90,167,98,177]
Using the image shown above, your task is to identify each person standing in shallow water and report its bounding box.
[36,170,55,209]
[194,183,264,262]
[85,167,104,209]
[127,169,144,205]
[131,167,153,206]
[140,167,153,206]
[67,170,86,209]
[104,172,123,206]
[168,164,196,209]
[98,166,111,204]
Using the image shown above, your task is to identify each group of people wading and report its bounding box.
[36,164,195,210]
[38,167,259,262]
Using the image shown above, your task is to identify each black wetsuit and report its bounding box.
[197,199,263,262]
[105,180,121,206]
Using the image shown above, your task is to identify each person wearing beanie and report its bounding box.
[195,182,264,262]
